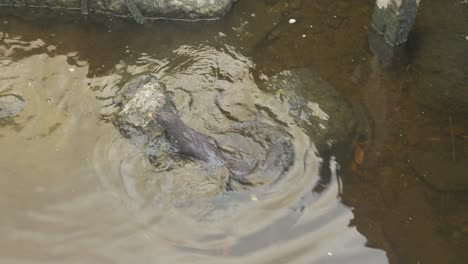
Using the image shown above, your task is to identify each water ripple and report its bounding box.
[0,32,386,263]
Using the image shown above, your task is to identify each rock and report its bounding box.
[113,75,176,143]
[264,68,358,148]
[371,0,419,46]
[113,74,159,105]
[0,94,25,119]
[0,0,237,20]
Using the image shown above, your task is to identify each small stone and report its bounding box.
[259,73,269,81]
[465,36,468,41]
[0,94,25,119]
[218,32,227,37]
[302,34,306,38]
[68,68,75,72]
[289,19,296,24]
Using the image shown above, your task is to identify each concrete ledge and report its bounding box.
[0,0,236,20]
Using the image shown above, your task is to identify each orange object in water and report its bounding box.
[351,142,365,172]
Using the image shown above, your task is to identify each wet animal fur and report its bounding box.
[154,112,226,166]
[153,112,292,188]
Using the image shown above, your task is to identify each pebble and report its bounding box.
[0,95,25,118]
[259,73,269,81]
[250,194,258,201]
[289,19,296,24]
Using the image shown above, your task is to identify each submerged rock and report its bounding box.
[0,0,237,20]
[0,94,25,119]
[263,68,358,148]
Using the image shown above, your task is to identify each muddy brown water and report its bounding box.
[1,1,467,264]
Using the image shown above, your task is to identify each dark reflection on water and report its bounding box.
[1,0,467,264]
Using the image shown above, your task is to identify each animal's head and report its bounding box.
[154,112,184,130]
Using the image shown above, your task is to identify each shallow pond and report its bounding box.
[0,1,467,264]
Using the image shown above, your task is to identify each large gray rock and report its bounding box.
[0,0,236,20]
[0,94,25,119]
